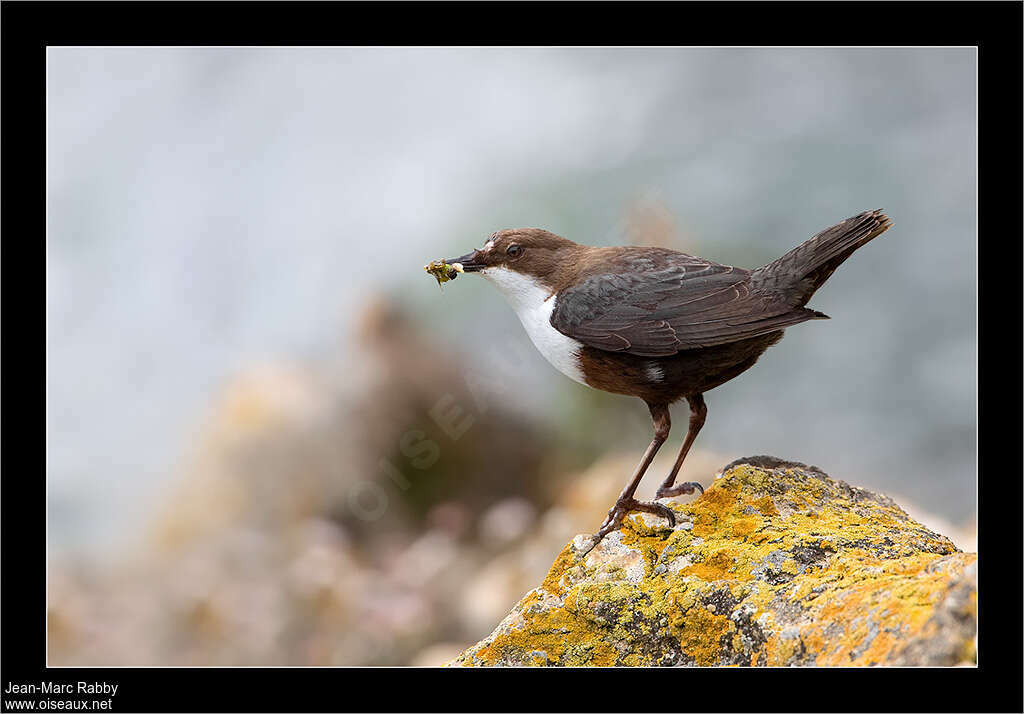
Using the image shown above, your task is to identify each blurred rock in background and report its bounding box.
[49,296,565,665]
[149,295,559,554]
[46,296,730,665]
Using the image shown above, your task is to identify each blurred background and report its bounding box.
[46,48,976,665]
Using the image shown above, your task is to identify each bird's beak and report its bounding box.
[445,250,485,272]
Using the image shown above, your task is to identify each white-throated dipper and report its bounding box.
[433,209,892,551]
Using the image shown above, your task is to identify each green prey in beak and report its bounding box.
[424,259,464,288]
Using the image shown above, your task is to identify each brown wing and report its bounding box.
[550,251,822,357]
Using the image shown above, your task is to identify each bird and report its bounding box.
[436,209,892,551]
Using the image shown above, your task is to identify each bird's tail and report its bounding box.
[752,209,893,308]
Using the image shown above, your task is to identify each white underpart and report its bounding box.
[480,266,588,386]
[646,362,665,383]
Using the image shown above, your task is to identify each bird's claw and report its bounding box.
[582,497,677,555]
[655,481,705,500]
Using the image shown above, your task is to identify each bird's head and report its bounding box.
[445,229,580,304]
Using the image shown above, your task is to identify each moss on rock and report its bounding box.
[448,459,976,667]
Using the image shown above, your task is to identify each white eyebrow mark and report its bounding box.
[483,240,495,251]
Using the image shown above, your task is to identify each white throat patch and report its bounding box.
[480,266,587,386]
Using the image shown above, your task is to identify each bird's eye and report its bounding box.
[506,244,522,257]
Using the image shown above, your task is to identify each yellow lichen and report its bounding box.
[730,516,759,538]
[683,549,746,582]
[541,543,581,596]
[752,495,778,517]
[674,606,735,666]
[450,462,975,667]
[619,513,674,573]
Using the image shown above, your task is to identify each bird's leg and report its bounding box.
[656,393,707,499]
[584,403,676,552]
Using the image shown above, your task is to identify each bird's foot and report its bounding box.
[578,497,676,556]
[655,481,705,499]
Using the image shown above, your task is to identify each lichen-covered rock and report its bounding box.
[448,458,977,667]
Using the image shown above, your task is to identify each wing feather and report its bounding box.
[551,251,817,356]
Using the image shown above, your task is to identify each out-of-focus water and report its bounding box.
[47,48,976,555]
